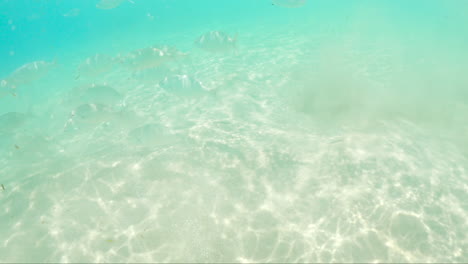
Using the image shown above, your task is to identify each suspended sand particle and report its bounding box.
[272,0,307,8]
[194,31,237,53]
[2,60,56,89]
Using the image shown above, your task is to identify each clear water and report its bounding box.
[1,0,467,262]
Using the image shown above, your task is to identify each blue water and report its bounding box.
[1,0,467,262]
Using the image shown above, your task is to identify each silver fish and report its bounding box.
[0,112,28,134]
[159,75,206,97]
[0,80,16,98]
[71,103,117,125]
[76,54,116,79]
[1,60,56,89]
[76,84,123,106]
[122,46,186,71]
[63,8,80,17]
[96,0,134,10]
[194,31,237,53]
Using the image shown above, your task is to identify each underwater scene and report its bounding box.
[1,0,468,262]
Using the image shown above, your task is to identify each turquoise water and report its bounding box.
[1,0,468,262]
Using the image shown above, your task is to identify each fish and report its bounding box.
[75,84,123,106]
[194,31,238,53]
[122,46,186,71]
[128,123,164,146]
[96,0,134,10]
[71,103,117,125]
[128,123,179,147]
[272,0,307,8]
[159,75,206,97]
[63,8,80,17]
[76,54,116,79]
[0,80,15,98]
[1,60,56,89]
[0,112,29,134]
[66,103,141,131]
